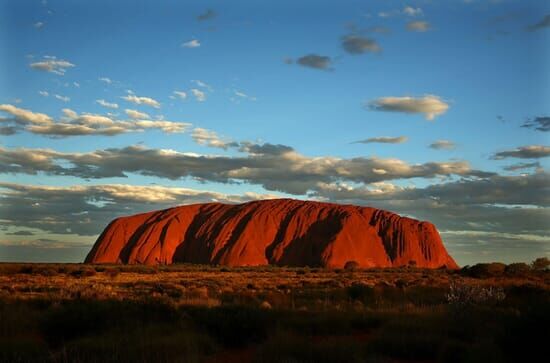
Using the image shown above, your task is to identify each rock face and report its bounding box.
[85,199,458,269]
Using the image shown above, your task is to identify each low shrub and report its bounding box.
[344,261,359,271]
[104,268,120,279]
[186,305,274,347]
[461,263,506,278]
[505,262,530,276]
[531,257,550,271]
[255,332,364,363]
[446,281,505,311]
[62,326,215,363]
[40,299,178,347]
[347,283,374,303]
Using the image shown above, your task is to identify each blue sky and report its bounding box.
[0,0,549,265]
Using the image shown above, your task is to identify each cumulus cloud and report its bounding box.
[122,94,161,108]
[0,104,52,124]
[191,89,206,102]
[0,143,490,195]
[352,136,408,144]
[309,172,550,265]
[522,116,550,132]
[125,109,150,120]
[30,57,75,75]
[96,99,119,109]
[38,91,49,97]
[3,174,548,265]
[296,54,332,70]
[197,9,216,21]
[526,14,550,32]
[182,39,201,48]
[0,104,188,137]
[310,172,550,238]
[429,140,456,150]
[493,145,550,159]
[0,182,279,236]
[191,128,238,150]
[34,21,44,29]
[131,120,189,133]
[0,127,17,135]
[503,162,541,171]
[341,35,381,54]
[99,77,112,84]
[407,21,431,32]
[368,95,449,120]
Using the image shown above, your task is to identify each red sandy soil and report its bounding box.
[86,199,458,269]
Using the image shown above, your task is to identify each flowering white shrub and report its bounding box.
[446,281,505,308]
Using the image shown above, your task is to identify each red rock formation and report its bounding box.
[85,199,458,269]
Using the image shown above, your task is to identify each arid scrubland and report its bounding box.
[0,262,548,362]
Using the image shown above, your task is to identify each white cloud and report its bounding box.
[62,108,78,119]
[493,145,550,159]
[29,57,75,75]
[125,109,150,119]
[38,91,49,97]
[430,140,456,150]
[122,94,161,108]
[182,39,200,48]
[0,182,280,236]
[191,89,206,102]
[403,6,423,16]
[191,80,212,91]
[133,120,189,134]
[54,94,70,102]
[233,90,257,102]
[368,95,449,120]
[353,136,408,144]
[99,77,112,84]
[34,21,44,29]
[407,21,431,32]
[378,7,423,18]
[172,91,187,100]
[0,104,188,136]
[191,128,237,149]
[0,142,487,194]
[0,104,52,124]
[96,99,119,109]
[378,11,393,18]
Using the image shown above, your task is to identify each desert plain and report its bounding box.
[0,261,548,363]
